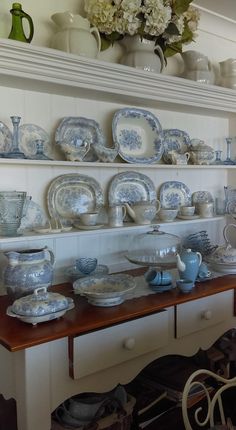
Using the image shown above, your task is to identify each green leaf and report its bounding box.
[173,0,193,16]
[164,41,183,57]
[165,22,180,36]
[100,37,111,51]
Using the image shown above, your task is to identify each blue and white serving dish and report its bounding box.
[47,173,104,224]
[108,171,156,207]
[112,108,163,164]
[162,129,191,163]
[159,181,191,208]
[73,274,136,306]
[18,124,52,159]
[0,121,12,153]
[7,286,74,325]
[55,116,106,162]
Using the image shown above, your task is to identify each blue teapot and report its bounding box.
[176,248,202,282]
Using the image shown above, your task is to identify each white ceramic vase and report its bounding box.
[120,35,165,73]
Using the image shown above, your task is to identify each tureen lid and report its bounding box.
[11,287,72,316]
[125,225,181,267]
[190,139,214,153]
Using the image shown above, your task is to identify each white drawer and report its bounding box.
[175,291,233,339]
[70,310,169,379]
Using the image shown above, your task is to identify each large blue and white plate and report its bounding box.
[18,124,52,158]
[112,108,163,164]
[0,121,12,153]
[47,173,104,224]
[162,129,191,163]
[159,181,191,208]
[108,171,157,206]
[55,117,107,162]
[73,274,136,302]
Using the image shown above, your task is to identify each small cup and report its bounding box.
[198,262,211,279]
[176,279,195,293]
[108,205,126,227]
[145,270,172,286]
[180,205,195,216]
[196,202,214,218]
[76,257,98,275]
[80,212,99,226]
[158,208,178,222]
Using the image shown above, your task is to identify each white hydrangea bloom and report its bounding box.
[143,0,172,36]
[184,5,201,32]
[164,15,184,43]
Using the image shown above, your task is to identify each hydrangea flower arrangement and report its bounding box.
[84,0,200,58]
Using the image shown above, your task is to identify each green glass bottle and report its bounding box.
[8,3,34,43]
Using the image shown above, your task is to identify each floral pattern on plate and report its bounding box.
[47,173,104,224]
[73,274,136,298]
[55,116,107,162]
[19,200,47,231]
[108,171,156,207]
[162,128,191,163]
[112,108,163,164]
[159,181,191,208]
[191,190,214,205]
[0,121,12,153]
[18,124,52,158]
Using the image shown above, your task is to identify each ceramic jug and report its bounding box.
[51,12,101,58]
[219,58,236,89]
[182,50,214,84]
[176,248,202,282]
[4,246,55,299]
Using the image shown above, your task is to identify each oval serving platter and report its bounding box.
[47,173,104,224]
[108,171,157,207]
[112,108,163,164]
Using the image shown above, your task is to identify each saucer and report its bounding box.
[73,223,104,230]
[177,214,200,220]
[149,283,174,293]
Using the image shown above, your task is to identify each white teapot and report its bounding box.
[51,12,101,58]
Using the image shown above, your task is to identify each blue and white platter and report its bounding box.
[112,108,163,164]
[0,121,12,153]
[47,173,104,224]
[18,124,52,159]
[73,274,136,306]
[159,181,191,208]
[108,171,156,207]
[162,128,191,163]
[55,116,107,162]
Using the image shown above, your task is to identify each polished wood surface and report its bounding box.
[1,269,236,352]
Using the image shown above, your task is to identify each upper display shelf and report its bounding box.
[0,38,236,115]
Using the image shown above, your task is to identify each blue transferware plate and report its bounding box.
[159,181,191,208]
[0,121,12,153]
[47,173,104,224]
[108,171,156,207]
[55,116,107,162]
[18,124,52,159]
[162,129,191,163]
[191,190,214,205]
[112,108,163,164]
[73,274,136,298]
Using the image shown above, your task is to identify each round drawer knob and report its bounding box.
[202,310,212,320]
[123,337,135,350]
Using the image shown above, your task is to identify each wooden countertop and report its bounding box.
[1,269,236,352]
